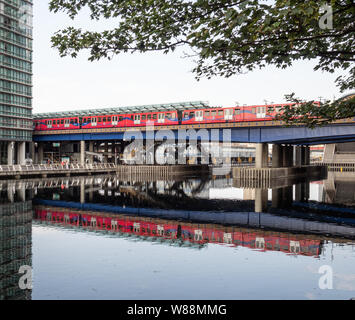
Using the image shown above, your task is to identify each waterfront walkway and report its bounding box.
[0,163,209,179]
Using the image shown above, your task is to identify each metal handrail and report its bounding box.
[0,163,118,172]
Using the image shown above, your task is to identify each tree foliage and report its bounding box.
[277,93,355,128]
[49,0,355,127]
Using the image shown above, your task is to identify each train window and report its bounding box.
[190,112,195,118]
[218,110,223,116]
[107,117,111,122]
[53,120,56,125]
[75,119,78,123]
[171,113,176,119]
[142,115,146,120]
[275,106,282,113]
[147,114,151,120]
[103,117,106,122]
[61,120,64,124]
[252,108,256,114]
[88,118,91,123]
[235,109,241,115]
[268,107,274,113]
[184,112,189,118]
[211,110,216,117]
[119,116,123,121]
[205,111,210,117]
[153,114,157,120]
[166,113,171,119]
[98,117,102,123]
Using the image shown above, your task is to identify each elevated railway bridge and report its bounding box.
[31,98,355,170]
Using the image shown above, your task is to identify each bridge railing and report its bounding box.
[0,163,117,172]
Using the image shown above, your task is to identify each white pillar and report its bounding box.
[80,180,85,204]
[17,142,26,165]
[80,141,85,165]
[89,141,94,163]
[7,142,14,165]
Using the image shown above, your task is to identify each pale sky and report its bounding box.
[33,1,348,114]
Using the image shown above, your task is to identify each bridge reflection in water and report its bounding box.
[3,173,355,299]
[29,172,355,257]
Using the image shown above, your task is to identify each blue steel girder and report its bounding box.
[32,123,355,145]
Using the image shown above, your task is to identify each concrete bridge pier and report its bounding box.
[294,146,310,166]
[295,182,309,202]
[254,188,268,213]
[255,143,268,168]
[282,186,293,207]
[272,188,282,208]
[272,144,282,168]
[271,186,293,209]
[272,144,293,167]
[272,144,310,168]
[283,145,294,167]
[259,143,295,168]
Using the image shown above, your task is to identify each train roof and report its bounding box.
[33,101,212,119]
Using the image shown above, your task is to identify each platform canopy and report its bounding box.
[33,101,211,119]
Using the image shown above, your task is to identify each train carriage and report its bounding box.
[34,101,319,133]
[35,117,80,131]
[126,111,179,127]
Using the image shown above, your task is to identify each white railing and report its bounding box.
[0,163,117,173]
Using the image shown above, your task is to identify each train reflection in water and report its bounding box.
[34,206,323,257]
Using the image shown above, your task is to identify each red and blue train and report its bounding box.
[33,103,297,131]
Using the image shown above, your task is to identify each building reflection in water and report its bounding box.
[0,187,32,300]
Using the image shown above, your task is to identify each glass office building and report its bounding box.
[0,0,32,164]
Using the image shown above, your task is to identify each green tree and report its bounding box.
[49,0,355,127]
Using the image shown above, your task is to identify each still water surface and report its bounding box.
[1,172,355,300]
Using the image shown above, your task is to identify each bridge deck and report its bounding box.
[32,118,355,145]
